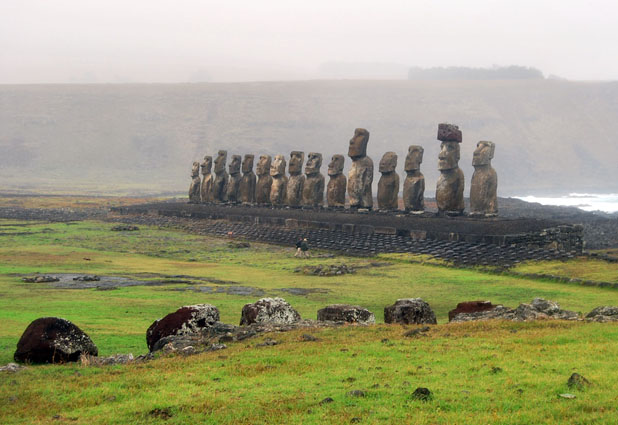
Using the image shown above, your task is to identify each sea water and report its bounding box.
[514,193,618,213]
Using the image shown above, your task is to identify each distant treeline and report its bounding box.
[408,66,544,80]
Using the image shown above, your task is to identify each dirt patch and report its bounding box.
[170,285,265,296]
[18,273,201,290]
[280,287,331,295]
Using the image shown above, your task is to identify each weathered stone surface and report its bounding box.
[188,161,201,203]
[403,145,425,212]
[377,152,399,210]
[14,317,98,363]
[448,300,499,321]
[146,304,220,352]
[270,155,288,206]
[436,128,464,214]
[200,156,214,203]
[22,275,59,283]
[317,304,375,324]
[347,128,373,209]
[450,298,580,322]
[226,155,242,203]
[256,155,273,205]
[213,150,229,203]
[437,123,462,143]
[411,387,433,401]
[327,154,346,207]
[567,373,591,389]
[302,152,325,207]
[384,298,437,324]
[585,306,618,322]
[239,154,256,204]
[240,297,301,325]
[470,141,498,216]
[0,362,25,372]
[286,151,305,206]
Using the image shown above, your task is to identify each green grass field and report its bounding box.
[1,218,617,424]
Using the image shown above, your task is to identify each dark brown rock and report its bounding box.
[200,156,214,202]
[188,161,201,203]
[302,152,325,207]
[146,304,220,352]
[347,128,373,209]
[269,155,288,206]
[436,132,464,214]
[240,297,301,325]
[470,141,498,216]
[14,317,98,363]
[256,155,273,205]
[213,150,229,203]
[384,298,437,324]
[377,152,399,210]
[448,301,498,321]
[286,151,305,206]
[226,155,242,203]
[450,298,580,322]
[239,154,256,204]
[317,304,375,324]
[437,123,462,143]
[403,145,425,212]
[327,154,346,207]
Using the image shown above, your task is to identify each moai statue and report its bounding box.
[200,155,214,203]
[377,152,399,210]
[470,141,498,217]
[188,161,201,203]
[286,151,305,207]
[256,154,273,205]
[436,123,464,215]
[269,154,288,206]
[327,154,346,208]
[226,155,242,203]
[213,150,229,203]
[239,154,256,204]
[302,152,325,207]
[347,128,373,209]
[403,146,425,213]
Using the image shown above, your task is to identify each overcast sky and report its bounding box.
[1,0,616,83]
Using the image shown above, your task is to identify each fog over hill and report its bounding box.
[1,80,617,196]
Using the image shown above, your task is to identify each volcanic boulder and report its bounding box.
[585,306,618,322]
[448,301,499,321]
[384,299,437,325]
[240,297,301,325]
[317,304,375,324]
[146,304,220,352]
[14,317,98,364]
[450,298,580,322]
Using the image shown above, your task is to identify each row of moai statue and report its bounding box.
[189,123,497,216]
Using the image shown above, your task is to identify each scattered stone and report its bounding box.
[343,377,357,383]
[403,326,430,337]
[317,304,375,324]
[351,418,362,423]
[295,264,355,276]
[256,338,279,347]
[448,301,498,321]
[319,397,334,405]
[346,390,366,397]
[559,393,576,399]
[0,363,25,373]
[148,407,173,419]
[450,298,580,322]
[240,297,301,326]
[73,275,100,282]
[111,225,139,231]
[384,298,437,325]
[146,304,220,352]
[81,353,134,366]
[490,366,503,374]
[411,387,433,401]
[21,275,59,283]
[228,241,250,249]
[14,317,98,364]
[301,334,319,342]
[585,306,618,322]
[567,373,591,389]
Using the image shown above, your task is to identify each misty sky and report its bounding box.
[1,0,616,83]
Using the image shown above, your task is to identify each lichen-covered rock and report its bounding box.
[450,298,580,322]
[585,306,618,322]
[317,304,375,324]
[146,304,220,352]
[240,297,301,325]
[448,301,499,322]
[384,298,437,325]
[14,317,98,364]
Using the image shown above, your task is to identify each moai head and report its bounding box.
[405,146,423,172]
[328,154,345,176]
[214,150,227,174]
[270,154,286,177]
[191,161,200,177]
[228,155,241,175]
[472,141,495,166]
[288,151,304,174]
[437,123,462,171]
[305,152,322,175]
[201,156,212,175]
[242,154,255,173]
[379,152,398,173]
[348,128,370,159]
[256,155,272,176]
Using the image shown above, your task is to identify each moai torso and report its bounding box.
[302,152,325,207]
[256,155,273,205]
[200,156,214,203]
[286,151,305,207]
[377,152,399,210]
[239,154,256,204]
[269,155,288,206]
[226,155,242,203]
[435,124,464,214]
[213,150,229,203]
[402,146,425,212]
[347,128,373,209]
[327,154,346,208]
[470,141,498,216]
[188,161,201,203]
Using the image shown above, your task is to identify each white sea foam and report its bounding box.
[514,193,618,213]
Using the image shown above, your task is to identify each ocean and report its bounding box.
[514,193,618,213]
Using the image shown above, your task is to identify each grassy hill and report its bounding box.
[1,80,617,195]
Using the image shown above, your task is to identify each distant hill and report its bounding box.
[1,80,617,196]
[408,65,545,80]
